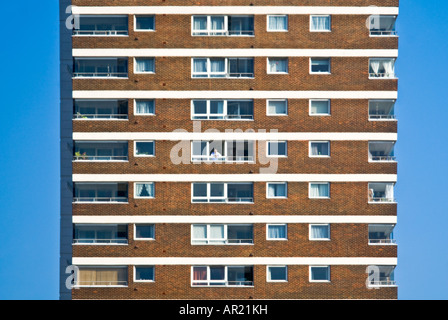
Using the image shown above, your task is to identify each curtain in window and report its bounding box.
[370,60,381,76]
[269,16,287,30]
[268,184,276,197]
[268,101,286,114]
[193,267,207,281]
[311,16,330,30]
[210,101,224,115]
[135,59,154,73]
[269,59,287,73]
[136,183,154,197]
[383,60,395,77]
[210,225,225,243]
[385,184,394,201]
[193,225,207,240]
[193,17,207,31]
[310,183,329,197]
[211,16,225,31]
[268,225,286,238]
[135,100,154,114]
[310,100,329,114]
[311,143,319,155]
[210,59,225,73]
[311,225,329,239]
[193,59,207,73]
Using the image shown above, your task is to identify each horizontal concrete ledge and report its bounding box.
[71,6,399,16]
[72,257,397,266]
[72,173,397,182]
[72,90,399,100]
[72,215,397,224]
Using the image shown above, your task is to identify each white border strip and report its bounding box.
[72,174,397,182]
[72,90,398,99]
[71,6,399,15]
[73,215,397,224]
[72,132,397,141]
[73,48,398,58]
[72,257,397,266]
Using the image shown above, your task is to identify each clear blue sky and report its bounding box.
[0,0,446,300]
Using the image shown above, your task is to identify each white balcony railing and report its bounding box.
[74,281,128,287]
[73,72,128,78]
[73,155,128,161]
[73,197,128,203]
[369,114,396,120]
[73,30,128,36]
[368,280,397,287]
[192,30,254,36]
[370,30,398,36]
[192,115,254,120]
[369,197,396,203]
[192,197,254,203]
[369,73,396,79]
[193,239,254,245]
[370,156,397,162]
[73,113,128,120]
[368,239,397,245]
[192,156,255,163]
[73,238,128,244]
[192,280,254,287]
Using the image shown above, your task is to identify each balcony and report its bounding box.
[369,100,396,120]
[74,99,128,120]
[73,142,128,161]
[368,141,396,162]
[192,266,254,287]
[368,183,395,203]
[192,15,254,36]
[369,58,396,79]
[191,140,255,163]
[367,266,397,287]
[73,183,128,203]
[368,224,396,245]
[191,100,254,120]
[74,267,128,287]
[73,224,128,244]
[369,15,397,36]
[192,58,254,78]
[73,58,128,78]
[73,16,128,36]
[192,224,254,244]
[192,183,254,203]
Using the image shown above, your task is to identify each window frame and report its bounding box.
[133,182,155,199]
[133,57,155,74]
[134,99,155,116]
[309,15,331,32]
[309,224,331,241]
[266,182,288,199]
[266,15,288,32]
[191,182,254,203]
[309,99,331,116]
[309,141,331,158]
[266,224,288,241]
[191,57,254,79]
[134,15,155,32]
[266,141,288,157]
[267,57,289,74]
[310,57,331,74]
[266,99,288,116]
[190,99,254,121]
[309,182,330,199]
[134,140,155,157]
[266,266,288,282]
[134,224,155,241]
[133,266,155,282]
[309,266,331,282]
[190,265,254,287]
[191,224,254,245]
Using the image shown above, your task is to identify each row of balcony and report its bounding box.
[72,99,397,120]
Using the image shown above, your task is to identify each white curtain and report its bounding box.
[135,58,154,73]
[193,17,207,31]
[311,225,329,239]
[135,100,154,114]
[193,225,207,239]
[312,16,330,31]
[210,59,225,73]
[193,59,207,73]
[370,60,381,76]
[269,16,287,30]
[310,100,329,114]
[136,183,154,197]
[268,100,286,114]
[383,60,395,78]
[310,183,329,198]
[385,184,394,201]
[269,59,287,73]
[211,16,225,31]
[268,184,276,197]
[210,225,225,243]
[268,225,286,238]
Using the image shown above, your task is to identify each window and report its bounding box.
[267,141,287,157]
[309,100,330,115]
[369,15,397,36]
[134,58,155,73]
[267,58,288,74]
[309,266,330,282]
[73,183,128,203]
[267,266,288,282]
[73,224,128,244]
[309,141,330,157]
[134,266,155,282]
[192,224,254,244]
[368,183,395,203]
[369,100,396,120]
[267,224,287,240]
[74,99,128,120]
[266,182,287,199]
[192,58,254,78]
[191,100,254,120]
[134,224,155,240]
[134,141,155,156]
[75,267,128,287]
[192,15,254,36]
[310,15,331,32]
[366,266,396,287]
[135,16,155,31]
[368,141,396,162]
[368,224,396,245]
[74,15,128,36]
[369,58,396,79]
[267,15,288,31]
[267,99,287,116]
[310,58,330,74]
[73,141,128,161]
[191,266,254,286]
[192,183,254,203]
[134,183,155,199]
[191,140,255,162]
[309,224,330,240]
[73,58,128,78]
[134,100,155,115]
[309,183,330,199]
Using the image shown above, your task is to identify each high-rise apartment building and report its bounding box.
[59,1,399,300]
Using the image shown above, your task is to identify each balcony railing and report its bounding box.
[369,73,396,79]
[368,280,397,287]
[370,30,398,36]
[73,238,128,244]
[73,197,128,203]
[192,197,254,203]
[193,281,254,287]
[369,114,396,120]
[370,155,397,161]
[369,197,396,203]
[192,156,254,162]
[192,30,254,36]
[73,155,128,161]
[73,72,128,78]
[74,281,128,287]
[226,239,254,244]
[73,113,128,120]
[73,30,128,36]
[228,72,254,78]
[368,239,397,245]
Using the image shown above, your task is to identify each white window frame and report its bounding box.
[191,15,228,36]
[266,266,288,282]
[309,266,331,282]
[266,15,288,32]
[309,224,331,241]
[134,140,155,157]
[310,15,331,32]
[266,99,288,116]
[309,99,331,116]
[133,57,155,74]
[133,266,155,282]
[134,224,155,241]
[191,224,254,245]
[266,182,288,199]
[191,57,227,78]
[134,15,155,32]
[309,182,330,199]
[191,182,254,203]
[310,57,331,74]
[75,266,128,287]
[190,266,254,287]
[368,58,397,79]
[190,99,254,121]
[266,224,288,241]
[266,141,288,157]
[267,57,289,74]
[309,141,331,157]
[134,99,155,116]
[134,182,155,199]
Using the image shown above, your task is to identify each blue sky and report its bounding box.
[0,0,446,300]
